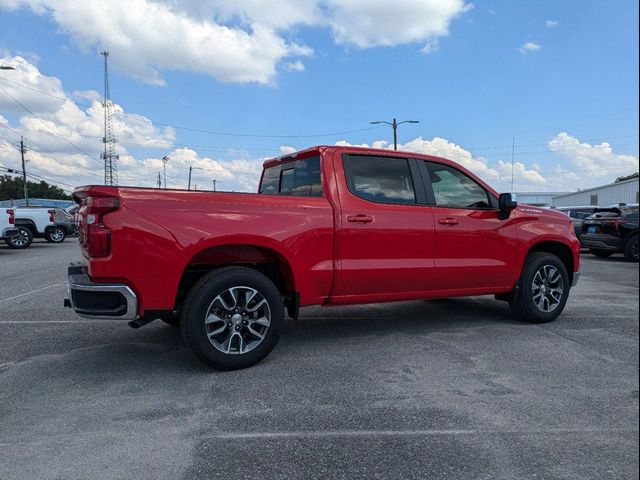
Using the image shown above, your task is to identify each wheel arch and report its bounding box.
[525,240,575,284]
[175,240,297,314]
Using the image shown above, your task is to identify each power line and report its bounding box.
[0,84,98,162]
[0,77,384,139]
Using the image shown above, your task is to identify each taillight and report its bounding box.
[84,196,119,258]
[48,209,55,222]
[6,209,14,225]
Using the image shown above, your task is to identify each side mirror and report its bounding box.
[498,193,517,220]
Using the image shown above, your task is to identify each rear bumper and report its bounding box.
[1,227,19,239]
[65,264,138,320]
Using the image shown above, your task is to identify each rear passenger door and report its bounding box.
[333,153,435,299]
[422,161,516,291]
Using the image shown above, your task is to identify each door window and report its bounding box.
[426,162,495,209]
[344,155,416,205]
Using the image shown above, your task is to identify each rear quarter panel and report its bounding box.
[89,189,334,313]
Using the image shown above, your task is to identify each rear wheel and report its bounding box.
[589,249,613,258]
[45,227,66,243]
[509,252,570,324]
[5,227,33,249]
[180,267,284,370]
[624,234,639,262]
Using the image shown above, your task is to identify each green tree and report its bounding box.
[0,175,71,201]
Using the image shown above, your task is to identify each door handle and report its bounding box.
[438,217,459,226]
[347,214,374,224]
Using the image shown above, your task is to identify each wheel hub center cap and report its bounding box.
[231,313,243,326]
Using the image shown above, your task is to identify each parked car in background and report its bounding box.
[14,207,68,244]
[581,206,639,262]
[1,209,21,247]
[65,145,580,370]
[553,206,597,245]
[52,208,77,238]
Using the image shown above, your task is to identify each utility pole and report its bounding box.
[162,156,169,188]
[188,166,192,191]
[157,172,162,188]
[369,118,420,150]
[19,137,29,206]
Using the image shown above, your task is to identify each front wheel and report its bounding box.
[5,227,33,249]
[180,267,284,370]
[509,252,570,323]
[45,227,66,243]
[624,234,639,262]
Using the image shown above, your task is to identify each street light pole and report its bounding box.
[162,156,169,188]
[370,118,420,150]
[212,179,217,192]
[188,166,206,190]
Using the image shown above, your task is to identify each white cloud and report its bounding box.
[548,132,638,179]
[519,42,541,54]
[497,160,546,184]
[284,61,305,72]
[325,0,472,49]
[545,19,559,28]
[279,145,297,155]
[0,0,471,84]
[0,0,312,85]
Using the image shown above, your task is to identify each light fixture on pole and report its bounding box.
[161,155,169,189]
[0,66,16,70]
[188,166,205,191]
[369,118,420,150]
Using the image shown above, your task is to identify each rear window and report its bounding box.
[344,155,416,205]
[259,156,322,197]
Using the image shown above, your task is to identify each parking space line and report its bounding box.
[0,282,66,304]
[0,320,125,324]
[211,427,640,440]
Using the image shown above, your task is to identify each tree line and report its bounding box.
[0,175,71,201]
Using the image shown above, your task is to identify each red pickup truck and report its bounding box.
[65,145,580,369]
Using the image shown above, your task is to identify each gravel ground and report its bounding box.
[0,240,638,479]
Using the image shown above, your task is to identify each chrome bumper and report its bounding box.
[571,271,580,288]
[65,264,138,321]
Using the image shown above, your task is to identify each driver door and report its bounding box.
[422,161,517,291]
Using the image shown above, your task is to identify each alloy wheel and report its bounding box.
[12,229,30,247]
[50,228,65,242]
[531,265,564,313]
[204,286,271,355]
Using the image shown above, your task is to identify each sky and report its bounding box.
[0,0,638,195]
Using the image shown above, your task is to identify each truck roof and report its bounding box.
[263,145,465,170]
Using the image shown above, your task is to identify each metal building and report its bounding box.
[552,178,639,207]
[514,192,569,207]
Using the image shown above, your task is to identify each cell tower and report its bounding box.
[101,51,118,185]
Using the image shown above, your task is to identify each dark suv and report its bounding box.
[581,206,639,262]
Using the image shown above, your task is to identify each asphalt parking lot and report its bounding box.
[0,240,638,480]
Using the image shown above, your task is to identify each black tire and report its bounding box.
[5,227,33,249]
[161,317,180,327]
[624,234,639,262]
[508,252,570,324]
[180,266,284,370]
[45,227,66,243]
[589,249,613,258]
